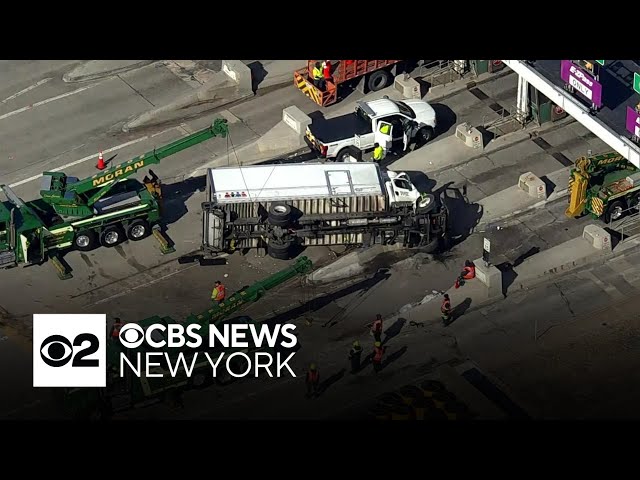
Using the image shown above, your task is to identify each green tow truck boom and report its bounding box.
[60,256,313,419]
[0,118,229,279]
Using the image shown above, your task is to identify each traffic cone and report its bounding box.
[96,151,106,170]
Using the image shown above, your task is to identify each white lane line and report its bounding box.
[1,78,52,104]
[7,126,180,189]
[0,81,105,121]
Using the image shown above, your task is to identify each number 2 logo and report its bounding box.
[40,333,100,368]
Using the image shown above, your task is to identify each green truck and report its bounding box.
[565,151,640,223]
[0,118,229,279]
[58,256,313,420]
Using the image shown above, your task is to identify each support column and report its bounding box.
[517,74,530,124]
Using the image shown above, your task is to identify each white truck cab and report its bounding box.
[384,170,421,206]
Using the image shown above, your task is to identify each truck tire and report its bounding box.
[336,147,360,163]
[268,203,291,227]
[604,200,625,223]
[126,219,150,241]
[74,230,97,252]
[100,225,125,248]
[368,70,392,92]
[416,127,435,146]
[267,240,292,260]
[416,194,437,214]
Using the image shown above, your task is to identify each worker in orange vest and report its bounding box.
[306,363,320,398]
[372,341,386,373]
[455,260,476,288]
[371,314,383,342]
[212,280,226,304]
[322,60,332,81]
[441,294,452,326]
[109,317,124,342]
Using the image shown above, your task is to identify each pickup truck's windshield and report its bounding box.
[392,100,416,119]
[355,106,371,124]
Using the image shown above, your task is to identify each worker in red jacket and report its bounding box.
[212,280,226,304]
[322,60,332,81]
[455,260,476,288]
[109,317,124,342]
[441,294,452,326]
[372,342,386,373]
[306,363,320,398]
[371,314,383,342]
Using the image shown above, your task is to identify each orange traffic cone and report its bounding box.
[96,151,106,170]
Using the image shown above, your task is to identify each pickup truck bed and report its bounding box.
[309,113,371,143]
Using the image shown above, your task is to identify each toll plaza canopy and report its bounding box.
[503,60,640,168]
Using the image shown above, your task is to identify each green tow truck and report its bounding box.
[0,118,229,279]
[58,256,313,420]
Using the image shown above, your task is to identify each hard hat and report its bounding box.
[375,341,381,347]
[353,340,360,348]
[310,363,317,370]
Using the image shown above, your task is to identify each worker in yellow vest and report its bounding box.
[312,62,325,91]
[373,143,385,162]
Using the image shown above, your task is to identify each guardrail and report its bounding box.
[608,204,640,241]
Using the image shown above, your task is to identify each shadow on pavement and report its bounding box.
[431,103,457,138]
[404,170,437,193]
[434,182,483,244]
[246,61,268,93]
[161,175,207,226]
[317,368,346,397]
[496,246,540,296]
[379,345,408,371]
[449,298,472,325]
[382,317,407,345]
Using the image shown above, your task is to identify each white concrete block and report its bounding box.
[474,257,502,298]
[583,224,612,251]
[455,123,484,150]
[222,60,252,92]
[282,106,311,135]
[518,172,546,199]
[394,73,421,99]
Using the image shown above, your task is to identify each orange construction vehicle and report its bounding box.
[294,60,403,107]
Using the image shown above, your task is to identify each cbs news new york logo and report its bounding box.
[33,314,106,388]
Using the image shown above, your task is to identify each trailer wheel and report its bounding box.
[100,225,125,248]
[368,70,392,92]
[604,200,625,223]
[268,203,291,227]
[126,220,150,241]
[74,230,97,251]
[416,127,435,146]
[268,240,292,260]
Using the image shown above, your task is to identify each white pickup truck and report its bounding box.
[305,97,437,162]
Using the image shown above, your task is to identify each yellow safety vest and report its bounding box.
[373,146,384,161]
[312,67,323,80]
[380,124,390,135]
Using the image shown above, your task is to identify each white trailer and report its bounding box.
[202,162,447,259]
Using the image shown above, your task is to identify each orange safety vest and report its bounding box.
[373,346,384,363]
[441,299,451,314]
[372,318,382,333]
[112,322,123,338]
[307,370,319,384]
[215,284,226,301]
[462,266,476,280]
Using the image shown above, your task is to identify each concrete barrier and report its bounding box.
[518,172,546,199]
[256,106,311,155]
[455,123,483,150]
[394,73,421,100]
[583,224,612,251]
[282,106,311,135]
[473,257,502,298]
[221,60,252,93]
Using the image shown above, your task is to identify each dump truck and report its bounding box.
[305,97,437,162]
[58,256,313,419]
[201,162,448,260]
[0,118,229,279]
[294,60,404,107]
[565,151,640,223]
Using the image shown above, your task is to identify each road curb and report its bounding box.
[63,61,157,83]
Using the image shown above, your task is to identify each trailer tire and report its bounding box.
[100,225,125,248]
[268,203,292,227]
[74,230,97,252]
[604,200,626,223]
[416,127,435,146]
[268,240,292,260]
[336,147,360,163]
[126,219,150,241]
[368,70,392,92]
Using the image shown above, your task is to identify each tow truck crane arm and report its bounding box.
[565,151,631,218]
[39,118,229,211]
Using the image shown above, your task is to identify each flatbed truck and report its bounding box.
[0,118,229,279]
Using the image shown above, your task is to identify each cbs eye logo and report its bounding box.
[40,333,100,368]
[118,323,145,349]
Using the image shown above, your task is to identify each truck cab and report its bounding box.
[383,171,421,207]
[0,190,47,268]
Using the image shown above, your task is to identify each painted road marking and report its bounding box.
[7,126,180,188]
[0,81,106,121]
[1,78,52,104]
